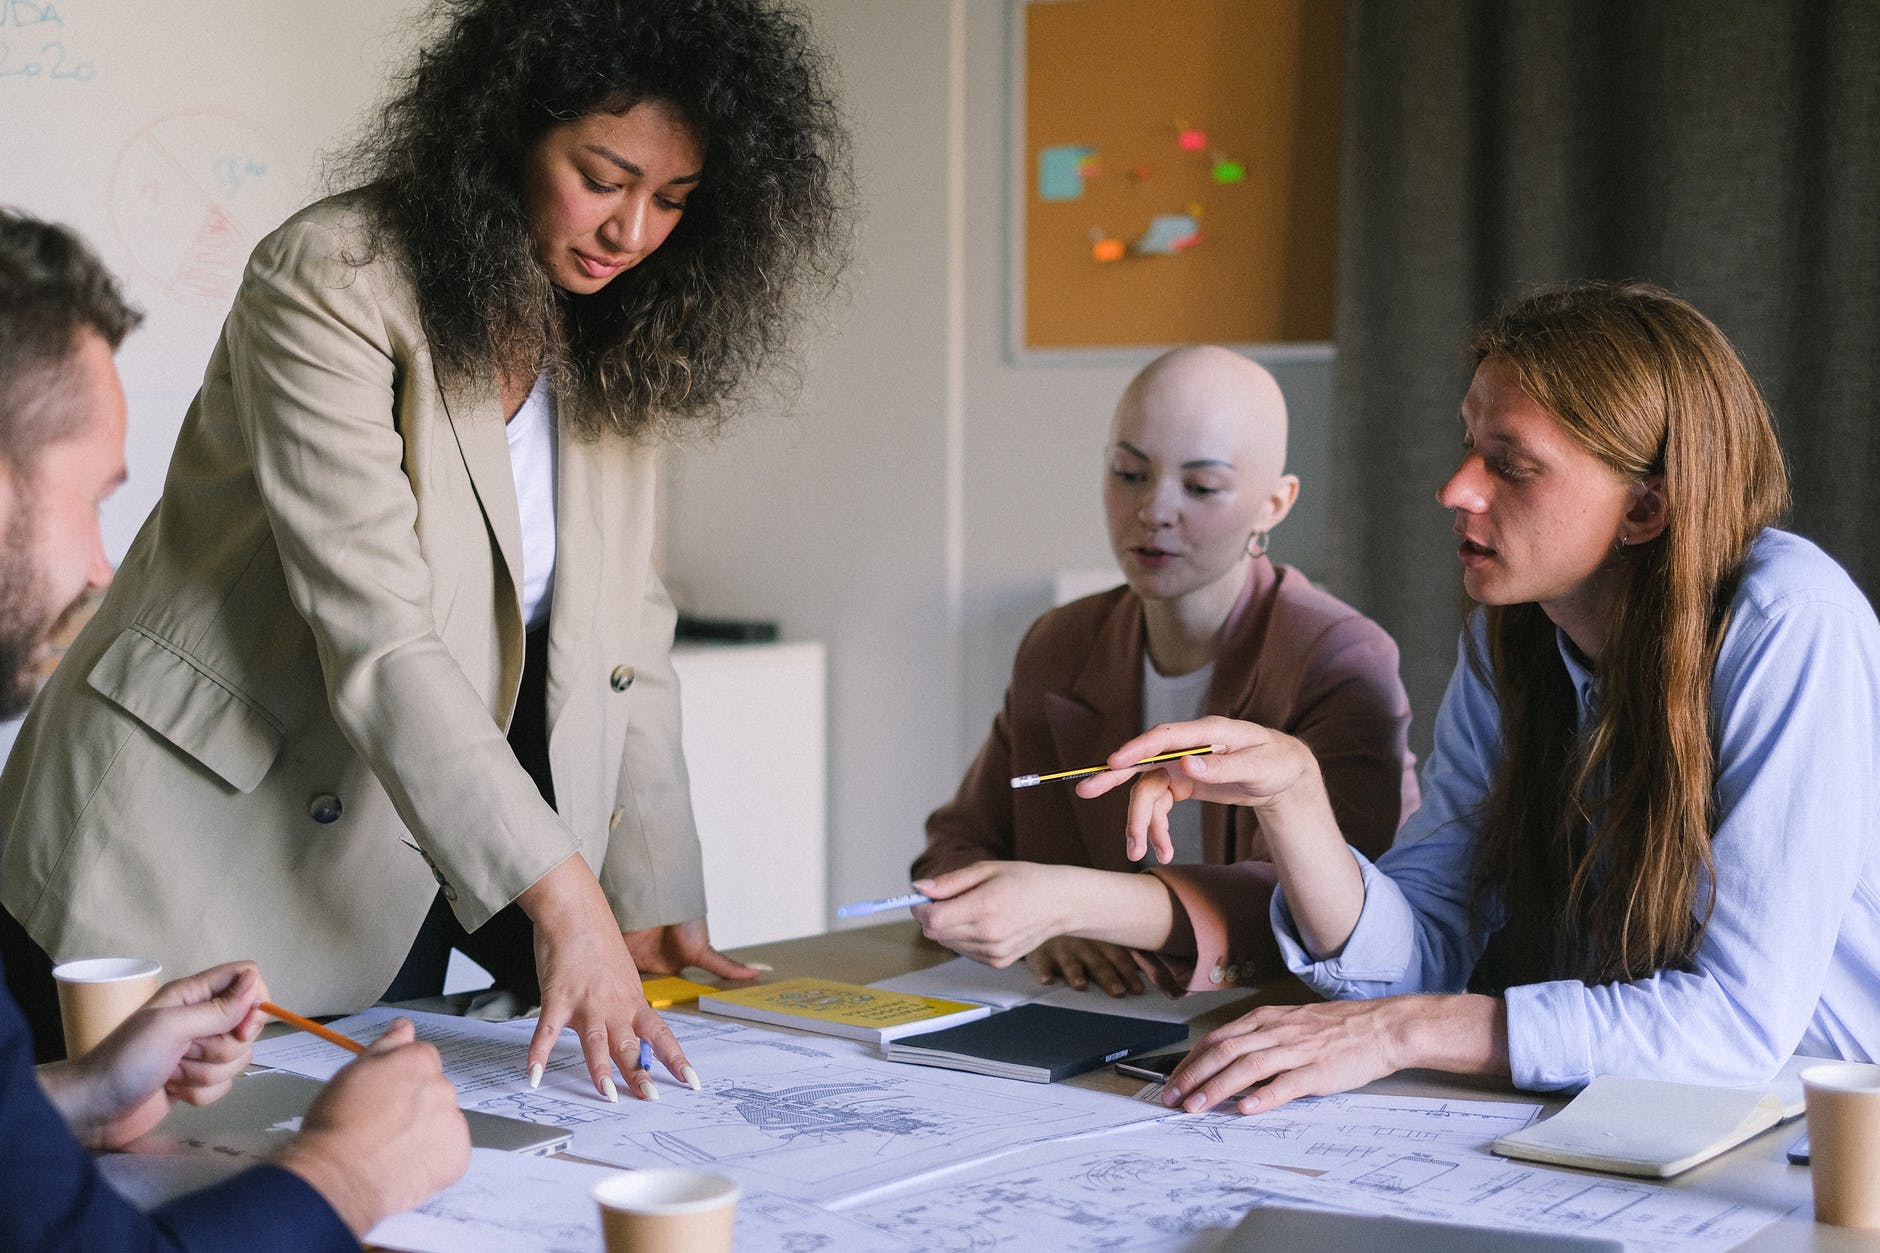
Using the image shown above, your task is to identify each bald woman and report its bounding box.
[912,346,1418,998]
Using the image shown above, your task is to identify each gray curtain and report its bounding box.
[1327,0,1880,755]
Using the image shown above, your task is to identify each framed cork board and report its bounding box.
[1011,0,1342,360]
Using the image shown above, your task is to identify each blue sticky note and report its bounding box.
[1133,213,1201,255]
[1038,145,1095,201]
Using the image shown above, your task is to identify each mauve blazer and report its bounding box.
[913,558,1418,992]
[0,195,706,1014]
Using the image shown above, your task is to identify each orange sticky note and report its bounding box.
[1092,238,1125,263]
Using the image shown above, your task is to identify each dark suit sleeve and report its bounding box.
[150,1165,356,1252]
[0,979,356,1252]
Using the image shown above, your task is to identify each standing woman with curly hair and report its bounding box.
[0,0,849,1102]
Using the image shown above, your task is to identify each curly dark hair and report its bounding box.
[0,208,141,472]
[333,0,851,439]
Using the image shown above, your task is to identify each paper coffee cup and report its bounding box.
[593,1168,739,1253]
[1803,1061,1880,1228]
[53,957,162,1059]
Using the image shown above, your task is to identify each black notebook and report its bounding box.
[881,1003,1187,1083]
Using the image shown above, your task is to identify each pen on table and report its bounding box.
[836,891,934,919]
[259,1001,365,1055]
[1010,745,1218,789]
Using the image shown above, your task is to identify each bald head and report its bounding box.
[1103,346,1301,610]
[1111,346,1290,492]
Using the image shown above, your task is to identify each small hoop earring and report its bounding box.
[1248,531,1270,557]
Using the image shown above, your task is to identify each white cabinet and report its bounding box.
[671,641,828,948]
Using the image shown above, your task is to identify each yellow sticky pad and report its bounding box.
[641,976,717,1007]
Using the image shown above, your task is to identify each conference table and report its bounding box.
[711,920,1866,1252]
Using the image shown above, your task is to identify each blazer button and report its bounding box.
[609,665,636,692]
[307,793,343,824]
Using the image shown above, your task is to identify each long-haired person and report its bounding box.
[0,0,849,1105]
[1085,282,1880,1113]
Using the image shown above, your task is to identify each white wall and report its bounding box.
[0,0,425,558]
[664,0,1336,922]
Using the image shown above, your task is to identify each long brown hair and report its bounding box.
[1466,282,1789,985]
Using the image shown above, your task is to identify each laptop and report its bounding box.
[152,1070,573,1158]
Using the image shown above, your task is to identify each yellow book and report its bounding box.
[697,977,992,1044]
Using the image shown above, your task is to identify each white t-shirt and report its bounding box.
[1140,654,1215,865]
[506,372,558,631]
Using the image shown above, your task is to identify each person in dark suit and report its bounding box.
[0,208,468,1249]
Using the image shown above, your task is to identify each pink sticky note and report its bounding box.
[1178,129,1207,152]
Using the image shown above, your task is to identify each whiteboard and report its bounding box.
[0,0,425,557]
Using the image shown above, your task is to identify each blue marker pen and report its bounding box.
[835,891,934,919]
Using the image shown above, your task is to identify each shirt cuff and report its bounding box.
[1505,979,1594,1091]
[1271,849,1417,992]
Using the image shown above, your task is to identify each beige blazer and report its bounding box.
[0,196,706,1014]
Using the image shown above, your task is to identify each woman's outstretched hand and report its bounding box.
[517,855,693,1102]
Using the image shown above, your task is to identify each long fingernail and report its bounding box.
[682,1064,702,1092]
[601,1075,619,1103]
[529,1062,543,1089]
[638,1078,659,1101]
[745,962,774,973]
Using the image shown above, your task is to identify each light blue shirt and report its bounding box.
[1274,530,1880,1091]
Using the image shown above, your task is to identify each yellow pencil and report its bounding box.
[260,1001,366,1055]
[1010,745,1217,789]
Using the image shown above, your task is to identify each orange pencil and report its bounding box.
[260,1001,366,1055]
